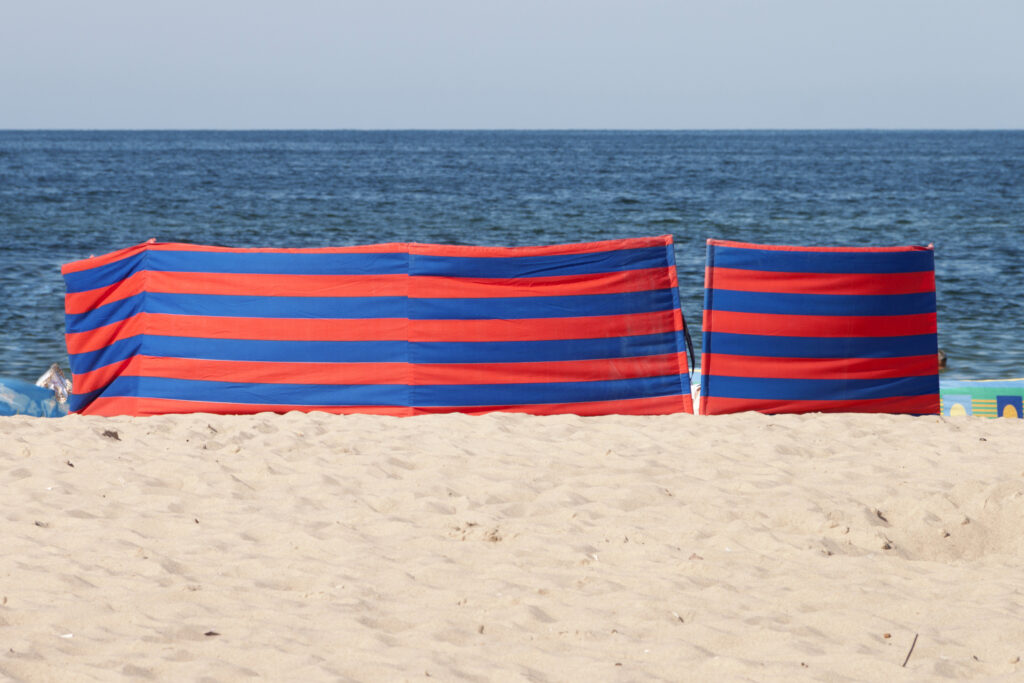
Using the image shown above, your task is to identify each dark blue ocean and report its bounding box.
[1,130,1021,382]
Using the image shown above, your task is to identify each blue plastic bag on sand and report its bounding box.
[0,377,69,417]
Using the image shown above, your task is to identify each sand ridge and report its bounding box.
[2,411,1022,681]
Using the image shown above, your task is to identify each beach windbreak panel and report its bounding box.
[63,236,693,417]
[700,240,939,415]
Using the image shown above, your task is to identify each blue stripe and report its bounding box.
[65,293,409,332]
[73,374,685,410]
[708,290,936,316]
[700,375,939,401]
[70,388,104,413]
[68,336,147,375]
[71,332,680,373]
[412,332,680,363]
[67,245,670,293]
[66,289,677,333]
[412,375,683,407]
[64,250,409,293]
[143,293,409,320]
[71,336,408,366]
[410,289,677,320]
[145,250,409,275]
[64,254,148,294]
[410,245,670,278]
[65,294,147,333]
[703,332,937,358]
[86,376,409,407]
[709,245,934,274]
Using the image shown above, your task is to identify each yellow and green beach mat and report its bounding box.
[940,378,1024,418]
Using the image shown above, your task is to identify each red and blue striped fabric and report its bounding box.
[63,236,694,416]
[699,239,939,415]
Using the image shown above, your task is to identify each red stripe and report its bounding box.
[411,311,681,343]
[78,396,413,417]
[413,393,692,416]
[705,267,935,295]
[706,239,933,253]
[62,241,410,279]
[73,354,688,393]
[701,311,937,338]
[411,267,676,298]
[67,309,680,354]
[700,394,939,416]
[64,239,409,276]
[79,394,690,417]
[143,237,668,257]
[65,267,676,315]
[73,356,142,394]
[61,241,154,275]
[65,279,141,315]
[413,353,688,385]
[144,242,409,254]
[65,272,411,313]
[701,354,938,380]
[72,356,412,393]
[411,235,672,258]
[63,236,673,276]
[66,313,408,354]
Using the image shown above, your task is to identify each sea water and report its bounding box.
[1,130,1021,381]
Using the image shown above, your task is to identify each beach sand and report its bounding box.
[2,411,1022,681]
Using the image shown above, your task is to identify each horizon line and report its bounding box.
[2,127,1023,133]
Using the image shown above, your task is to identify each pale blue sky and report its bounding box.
[2,0,1022,129]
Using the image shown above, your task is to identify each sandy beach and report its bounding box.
[2,411,1022,681]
